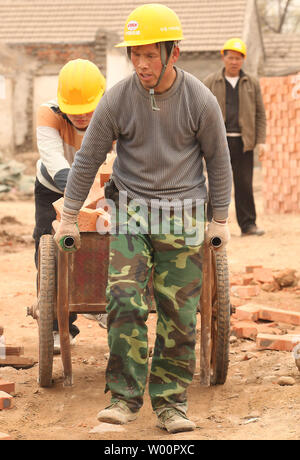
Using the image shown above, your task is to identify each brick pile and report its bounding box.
[230,265,300,354]
[260,72,300,213]
[0,326,15,441]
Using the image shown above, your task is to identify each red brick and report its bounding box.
[245,265,263,273]
[231,321,258,340]
[53,199,111,232]
[0,380,15,394]
[231,285,260,299]
[258,307,300,326]
[256,333,300,352]
[242,274,254,285]
[230,274,244,286]
[235,304,261,322]
[252,268,274,284]
[230,296,246,310]
[0,391,13,410]
[99,153,115,187]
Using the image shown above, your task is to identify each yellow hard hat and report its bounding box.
[115,3,184,48]
[57,59,106,115]
[221,38,247,57]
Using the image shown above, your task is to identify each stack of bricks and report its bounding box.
[260,72,300,213]
[0,326,14,441]
[232,303,300,353]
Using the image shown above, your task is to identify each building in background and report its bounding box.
[0,0,298,156]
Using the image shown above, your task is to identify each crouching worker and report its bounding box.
[53,4,232,433]
[33,58,107,353]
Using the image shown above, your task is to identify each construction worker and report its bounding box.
[33,59,107,353]
[204,38,267,236]
[54,4,232,433]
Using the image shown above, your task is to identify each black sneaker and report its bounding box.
[241,225,265,236]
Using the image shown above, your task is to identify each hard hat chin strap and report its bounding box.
[149,42,175,112]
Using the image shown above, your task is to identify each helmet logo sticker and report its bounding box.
[127,21,139,31]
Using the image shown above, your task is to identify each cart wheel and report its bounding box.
[210,249,230,385]
[38,234,56,387]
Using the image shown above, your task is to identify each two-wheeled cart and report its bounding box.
[31,227,231,388]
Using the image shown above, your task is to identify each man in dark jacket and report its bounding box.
[204,38,267,236]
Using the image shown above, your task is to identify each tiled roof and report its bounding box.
[263,34,300,76]
[0,0,248,52]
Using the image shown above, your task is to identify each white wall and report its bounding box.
[106,48,133,90]
[33,75,59,148]
[0,76,14,156]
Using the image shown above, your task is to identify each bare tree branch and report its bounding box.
[277,0,292,33]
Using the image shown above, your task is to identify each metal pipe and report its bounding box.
[62,236,75,250]
[210,236,222,248]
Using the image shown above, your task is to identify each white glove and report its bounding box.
[205,218,230,250]
[54,208,81,253]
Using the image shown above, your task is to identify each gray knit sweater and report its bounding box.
[64,67,232,220]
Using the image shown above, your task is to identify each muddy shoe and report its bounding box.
[157,408,196,434]
[83,313,108,329]
[97,400,138,425]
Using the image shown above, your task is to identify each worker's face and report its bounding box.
[66,111,94,130]
[222,50,245,77]
[131,43,179,93]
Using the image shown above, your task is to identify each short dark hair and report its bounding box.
[127,41,177,60]
[223,49,245,58]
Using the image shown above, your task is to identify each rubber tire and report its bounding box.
[210,249,231,386]
[38,234,56,387]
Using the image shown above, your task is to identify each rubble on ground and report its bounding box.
[0,152,35,198]
[229,265,300,358]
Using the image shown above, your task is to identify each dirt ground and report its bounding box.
[0,165,300,441]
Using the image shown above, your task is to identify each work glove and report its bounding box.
[205,218,230,251]
[54,208,81,253]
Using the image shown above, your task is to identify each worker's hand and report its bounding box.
[205,218,230,251]
[257,143,267,161]
[54,208,81,253]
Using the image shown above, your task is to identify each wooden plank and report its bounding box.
[57,251,73,387]
[0,356,36,369]
[69,303,106,313]
[0,346,24,356]
[200,243,213,387]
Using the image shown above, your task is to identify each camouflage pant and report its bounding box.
[105,202,205,413]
